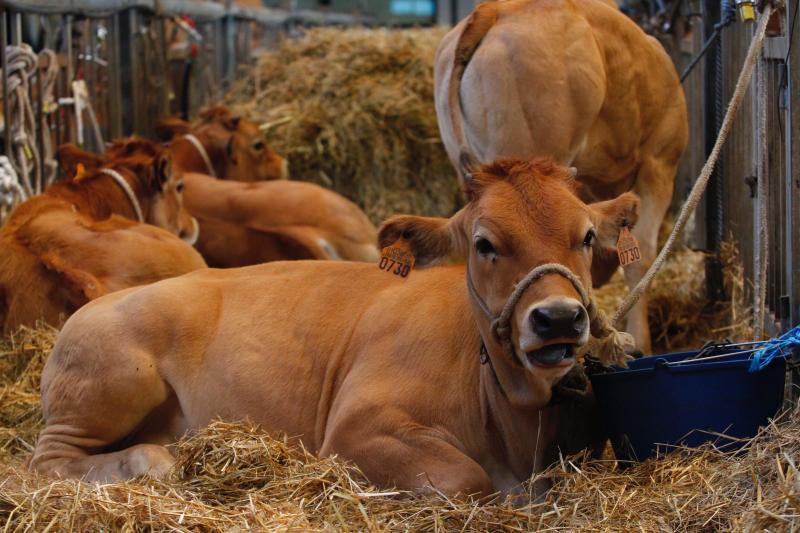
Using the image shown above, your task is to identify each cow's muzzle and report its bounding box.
[467,263,593,368]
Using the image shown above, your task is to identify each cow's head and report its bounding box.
[378,159,638,408]
[157,106,288,182]
[59,141,199,244]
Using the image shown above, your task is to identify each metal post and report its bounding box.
[1,9,11,160]
[10,12,21,45]
[108,12,123,139]
[704,0,726,302]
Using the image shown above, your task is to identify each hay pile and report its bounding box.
[595,240,753,354]
[226,27,459,224]
[0,272,797,530]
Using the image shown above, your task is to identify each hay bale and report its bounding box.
[225,27,460,224]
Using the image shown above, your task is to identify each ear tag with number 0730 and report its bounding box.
[617,226,641,267]
[378,240,415,278]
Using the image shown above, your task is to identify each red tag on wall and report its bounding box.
[617,226,641,267]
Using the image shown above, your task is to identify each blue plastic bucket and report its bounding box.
[589,345,786,462]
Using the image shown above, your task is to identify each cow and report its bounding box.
[434,0,688,353]
[31,159,636,496]
[0,144,205,333]
[182,172,379,265]
[105,137,379,265]
[155,105,288,182]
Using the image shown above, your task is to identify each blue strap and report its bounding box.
[748,325,800,373]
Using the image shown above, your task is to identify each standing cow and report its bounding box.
[434,0,688,352]
[31,159,635,496]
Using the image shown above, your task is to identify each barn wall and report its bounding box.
[675,2,799,333]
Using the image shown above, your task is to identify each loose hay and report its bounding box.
[225,27,460,224]
[0,268,797,531]
[595,239,753,353]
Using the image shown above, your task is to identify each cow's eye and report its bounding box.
[583,229,596,247]
[176,180,184,193]
[475,237,496,257]
[253,141,265,151]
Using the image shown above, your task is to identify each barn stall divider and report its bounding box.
[0,0,366,217]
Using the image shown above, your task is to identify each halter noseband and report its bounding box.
[466,262,633,367]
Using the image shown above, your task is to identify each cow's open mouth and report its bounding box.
[526,344,576,367]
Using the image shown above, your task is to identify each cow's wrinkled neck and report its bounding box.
[478,359,555,491]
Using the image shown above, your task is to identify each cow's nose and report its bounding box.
[530,300,587,340]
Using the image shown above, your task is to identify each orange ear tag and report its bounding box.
[378,239,415,278]
[74,163,87,181]
[617,226,641,267]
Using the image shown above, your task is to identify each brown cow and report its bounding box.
[156,106,288,182]
[434,0,688,353]
[183,172,379,265]
[105,138,378,265]
[31,159,636,496]
[0,144,205,332]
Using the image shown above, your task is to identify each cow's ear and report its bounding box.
[378,211,468,267]
[155,116,191,141]
[57,144,104,179]
[590,191,640,248]
[226,115,242,131]
[150,152,173,192]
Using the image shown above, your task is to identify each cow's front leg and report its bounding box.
[626,154,677,354]
[321,423,493,497]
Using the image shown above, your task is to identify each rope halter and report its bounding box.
[466,262,634,368]
[100,168,144,223]
[182,134,218,178]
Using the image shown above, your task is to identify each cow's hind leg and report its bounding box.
[31,342,176,482]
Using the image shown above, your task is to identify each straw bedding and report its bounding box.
[225,27,459,225]
[0,245,796,531]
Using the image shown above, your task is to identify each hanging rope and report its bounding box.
[3,44,40,198]
[0,155,24,220]
[612,4,774,327]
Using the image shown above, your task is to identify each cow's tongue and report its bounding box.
[527,344,574,366]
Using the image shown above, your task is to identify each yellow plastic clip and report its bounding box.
[735,0,756,21]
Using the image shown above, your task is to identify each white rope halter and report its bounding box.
[100,168,144,223]
[182,133,217,178]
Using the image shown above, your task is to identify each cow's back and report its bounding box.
[0,196,206,332]
[47,261,481,453]
[435,0,686,189]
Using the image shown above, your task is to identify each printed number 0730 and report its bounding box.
[379,257,411,278]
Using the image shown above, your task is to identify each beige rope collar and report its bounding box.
[100,168,144,223]
[466,262,633,368]
[182,133,217,178]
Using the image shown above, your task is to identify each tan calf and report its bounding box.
[156,105,288,181]
[31,160,636,496]
[0,145,204,332]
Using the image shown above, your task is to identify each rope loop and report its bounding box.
[467,262,632,367]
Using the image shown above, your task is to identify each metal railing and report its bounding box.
[0,0,367,209]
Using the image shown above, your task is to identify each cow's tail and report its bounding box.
[448,2,498,180]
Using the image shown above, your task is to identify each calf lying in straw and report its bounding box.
[0,144,204,333]
[31,160,634,496]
